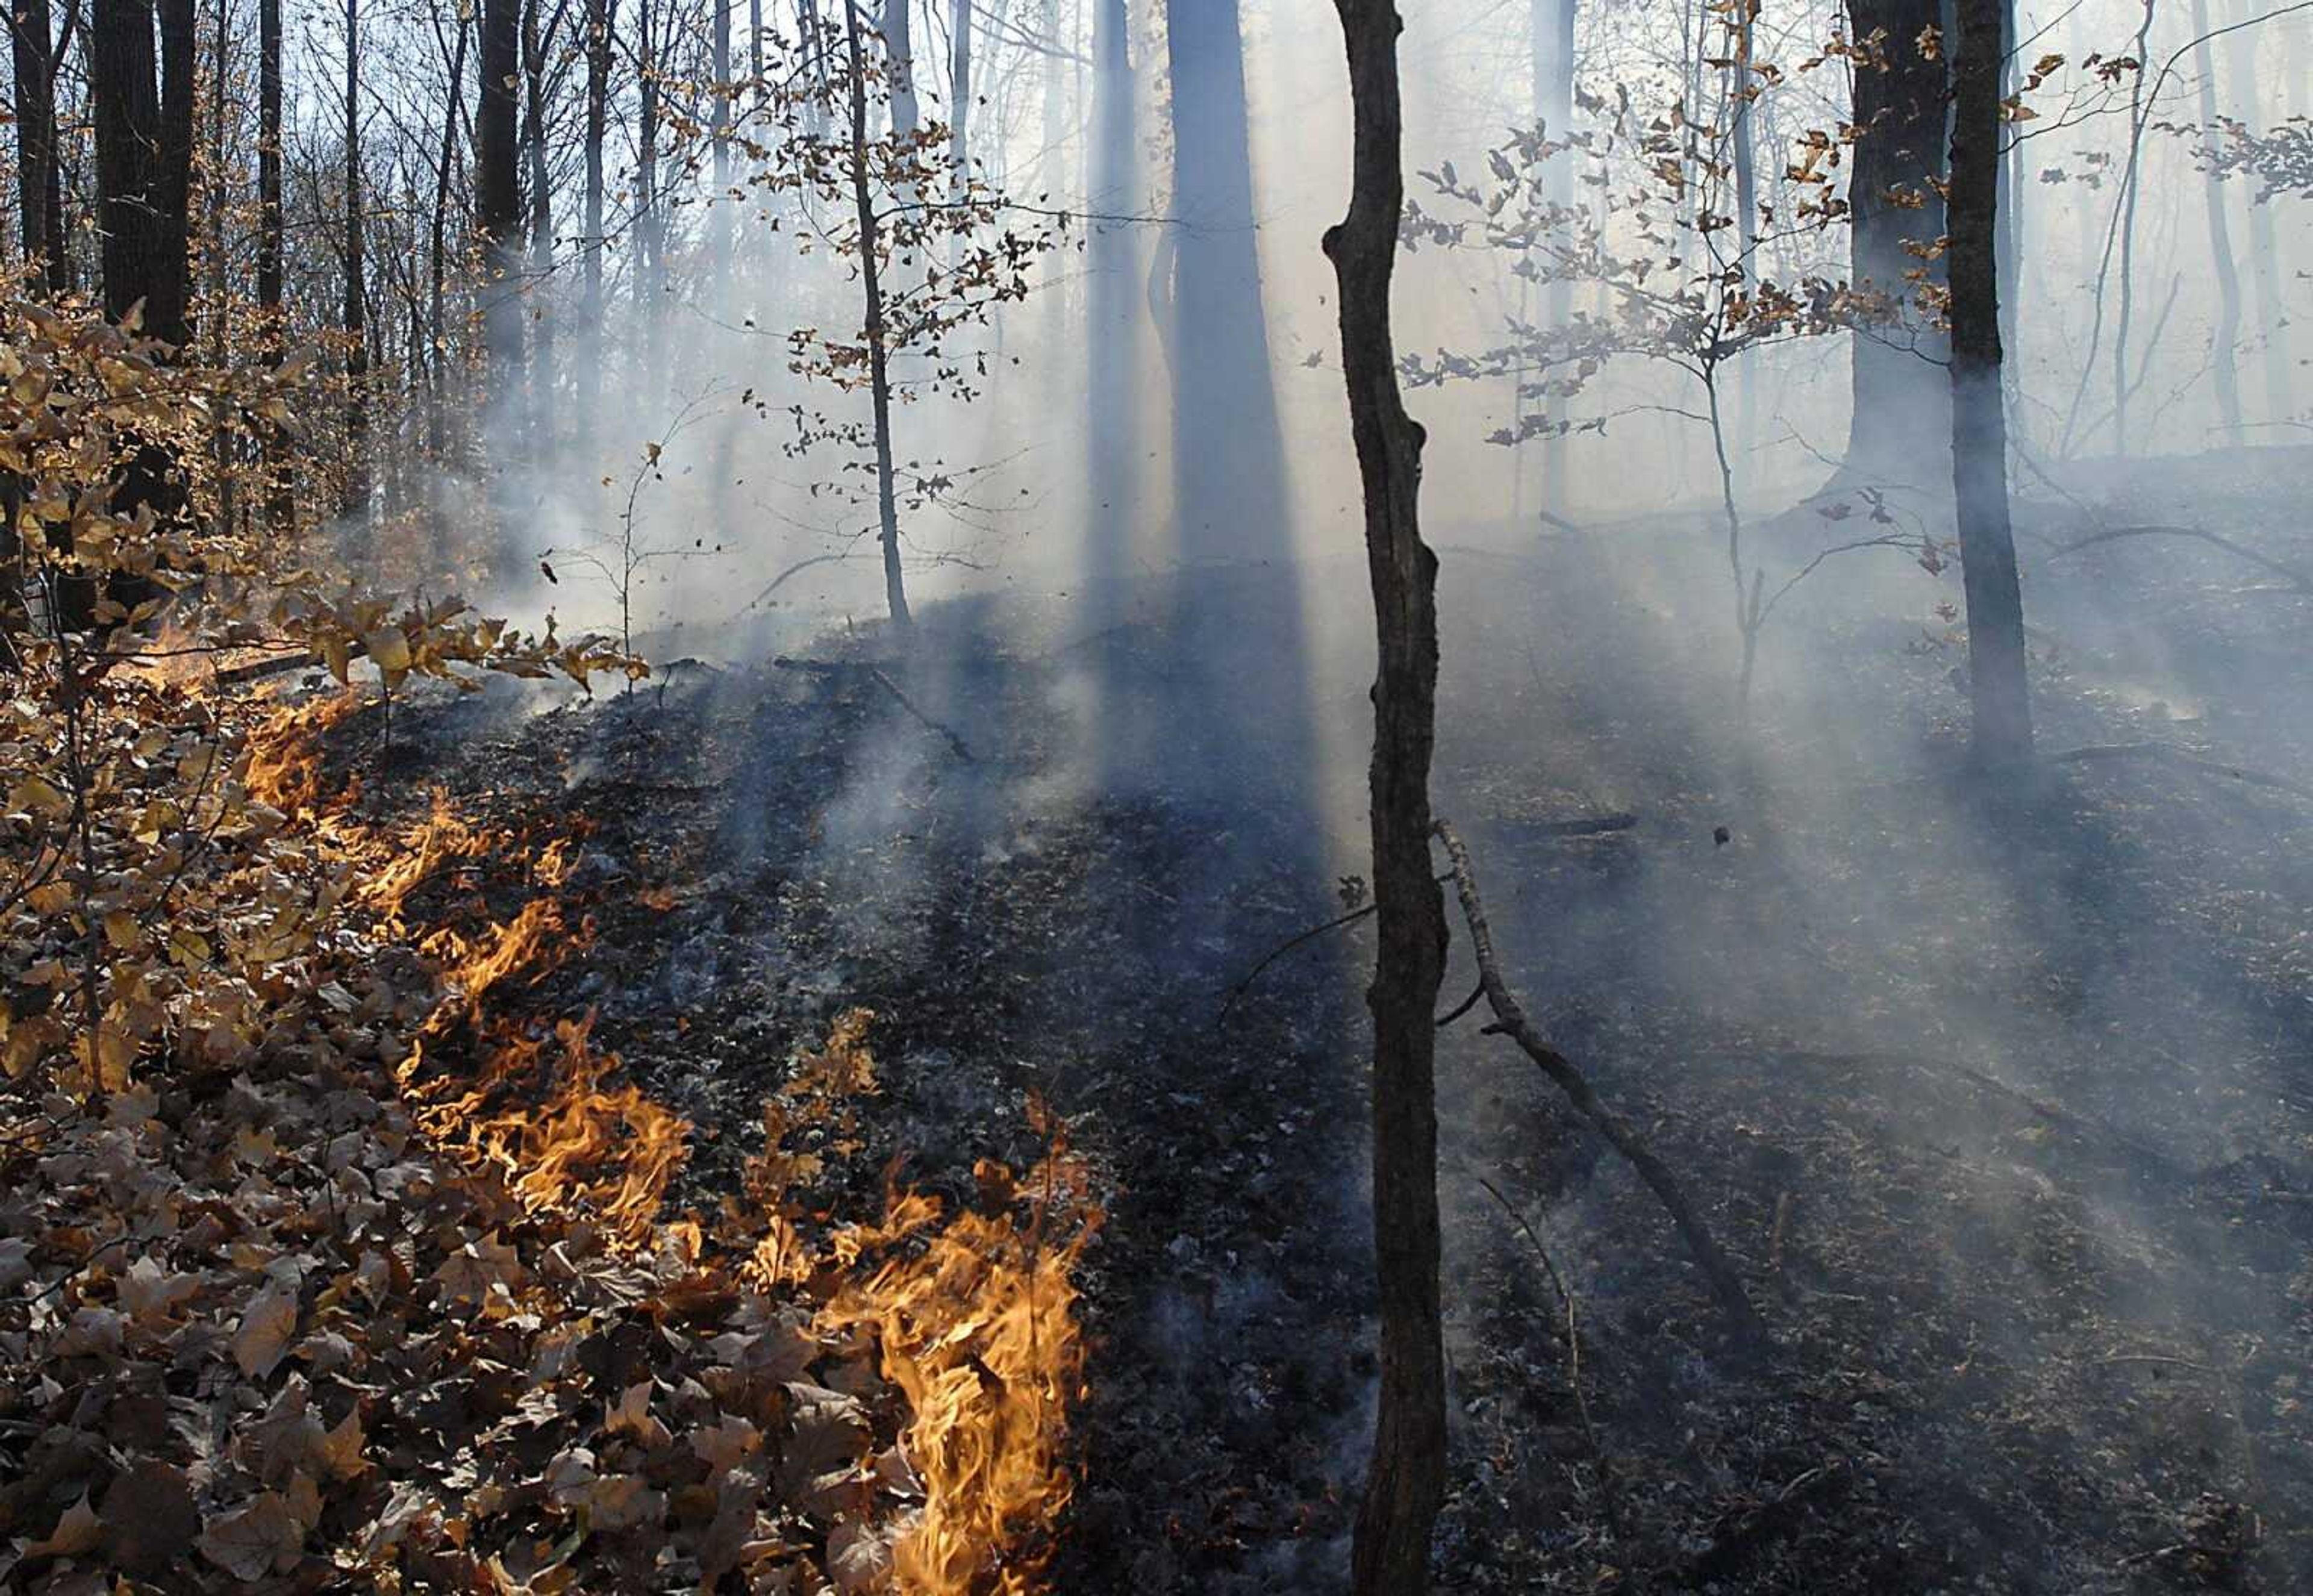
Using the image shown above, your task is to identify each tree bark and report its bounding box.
[882,0,917,140]
[258,0,291,526]
[1323,0,1447,1588]
[1084,0,1138,541]
[1947,0,2032,764]
[711,0,732,270]
[345,0,370,515]
[522,0,558,452]
[478,0,524,417]
[11,0,72,294]
[634,0,661,371]
[580,0,614,459]
[428,10,472,463]
[846,0,911,629]
[1166,0,1289,563]
[1841,0,1950,485]
[2188,0,2241,437]
[2223,2,2290,426]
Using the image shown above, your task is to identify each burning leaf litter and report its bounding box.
[0,681,1100,1593]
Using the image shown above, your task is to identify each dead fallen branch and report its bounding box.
[213,640,366,688]
[773,655,976,763]
[2047,741,2313,804]
[1434,818,1765,1345]
[1770,1047,2189,1180]
[2046,524,2312,591]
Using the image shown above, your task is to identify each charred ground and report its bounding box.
[296,448,2313,1594]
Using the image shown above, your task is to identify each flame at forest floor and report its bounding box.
[243,684,1101,1591]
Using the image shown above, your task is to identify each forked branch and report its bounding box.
[1434,818,1764,1344]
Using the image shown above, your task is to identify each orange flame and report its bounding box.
[819,1112,1099,1594]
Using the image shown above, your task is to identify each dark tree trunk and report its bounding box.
[1841,0,1950,487]
[428,11,470,463]
[634,0,661,370]
[845,0,910,629]
[522,0,557,452]
[1323,0,1448,1589]
[258,0,292,527]
[345,0,369,514]
[156,0,194,343]
[580,0,613,458]
[1947,0,2032,764]
[1165,0,1288,562]
[478,0,524,423]
[12,0,72,294]
[1084,0,1138,537]
[711,0,732,270]
[90,0,184,344]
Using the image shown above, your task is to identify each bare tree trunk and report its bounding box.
[1529,0,1575,517]
[1728,0,1758,479]
[258,0,292,526]
[208,0,233,534]
[478,0,524,423]
[846,0,910,629]
[1948,0,2032,764]
[711,0,732,272]
[2109,0,2156,456]
[883,0,917,138]
[1840,0,1949,485]
[428,12,470,463]
[1165,0,1288,562]
[157,0,196,345]
[1324,0,1447,1589]
[2188,0,2241,437]
[2223,4,2291,425]
[580,0,613,459]
[522,0,558,452]
[1084,0,1138,535]
[345,0,369,516]
[12,0,72,295]
[635,0,661,371]
[947,0,969,267]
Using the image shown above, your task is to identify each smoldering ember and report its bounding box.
[10,0,2313,1592]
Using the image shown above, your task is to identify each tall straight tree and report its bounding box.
[11,0,73,294]
[1528,0,1575,514]
[476,0,525,421]
[1841,0,1949,486]
[1946,0,2031,763]
[344,0,369,513]
[258,0,291,527]
[90,0,192,348]
[1164,0,1288,563]
[1323,0,1447,1588]
[579,0,616,457]
[522,0,560,450]
[711,0,733,270]
[634,0,662,369]
[843,0,910,628]
[2190,0,2241,437]
[1084,0,1138,528]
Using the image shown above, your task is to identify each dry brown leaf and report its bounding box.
[233,1276,299,1379]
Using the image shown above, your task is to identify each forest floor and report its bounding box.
[184,444,2313,1594]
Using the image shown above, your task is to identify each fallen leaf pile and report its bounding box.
[1,685,1098,1594]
